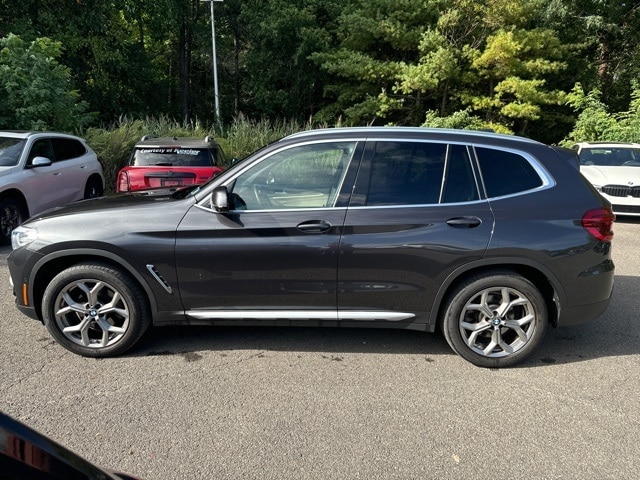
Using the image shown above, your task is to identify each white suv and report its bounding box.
[0,131,104,244]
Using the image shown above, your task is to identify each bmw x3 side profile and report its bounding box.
[8,127,615,367]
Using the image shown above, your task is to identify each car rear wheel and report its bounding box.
[441,271,548,368]
[0,198,25,245]
[42,263,150,357]
[84,176,104,198]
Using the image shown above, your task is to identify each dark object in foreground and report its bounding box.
[0,411,141,480]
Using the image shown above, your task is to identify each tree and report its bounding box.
[562,83,640,145]
[312,0,440,125]
[0,34,93,131]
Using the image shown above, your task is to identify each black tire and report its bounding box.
[0,197,25,245]
[42,263,151,357]
[84,176,104,199]
[441,271,548,368]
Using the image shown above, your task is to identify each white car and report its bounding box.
[573,142,640,217]
[0,131,104,244]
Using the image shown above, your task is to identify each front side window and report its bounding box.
[475,147,542,198]
[229,141,356,210]
[27,139,55,164]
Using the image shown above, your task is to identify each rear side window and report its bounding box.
[366,142,447,206]
[364,141,479,206]
[51,138,86,161]
[475,147,542,198]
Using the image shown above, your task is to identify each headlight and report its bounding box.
[11,226,38,250]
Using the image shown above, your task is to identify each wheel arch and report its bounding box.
[29,249,158,322]
[0,188,30,217]
[84,173,104,198]
[429,258,563,330]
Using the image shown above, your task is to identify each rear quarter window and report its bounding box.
[475,147,542,198]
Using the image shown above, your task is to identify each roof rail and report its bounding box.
[141,134,158,141]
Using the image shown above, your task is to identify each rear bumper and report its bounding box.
[556,296,611,327]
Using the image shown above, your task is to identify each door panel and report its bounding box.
[175,207,346,312]
[23,138,67,214]
[338,202,493,322]
[337,140,494,324]
[175,140,362,317]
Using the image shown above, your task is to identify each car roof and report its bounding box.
[0,131,84,140]
[135,135,219,148]
[283,126,542,146]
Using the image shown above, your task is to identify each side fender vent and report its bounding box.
[146,264,172,294]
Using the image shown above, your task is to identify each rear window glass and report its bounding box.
[131,147,214,167]
[475,147,542,198]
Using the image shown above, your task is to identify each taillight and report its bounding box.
[581,207,615,242]
[116,171,130,192]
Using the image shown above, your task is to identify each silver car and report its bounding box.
[0,131,104,244]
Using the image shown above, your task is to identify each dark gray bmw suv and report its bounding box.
[8,127,615,367]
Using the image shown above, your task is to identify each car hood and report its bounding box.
[30,188,194,222]
[580,165,640,186]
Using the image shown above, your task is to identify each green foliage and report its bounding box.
[562,84,640,145]
[220,117,322,160]
[0,34,94,131]
[422,109,513,134]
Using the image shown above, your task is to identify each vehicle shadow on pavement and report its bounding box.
[129,273,638,367]
[134,323,454,358]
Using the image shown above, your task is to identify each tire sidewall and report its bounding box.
[442,272,548,368]
[42,263,149,357]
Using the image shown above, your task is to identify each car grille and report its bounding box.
[601,185,640,197]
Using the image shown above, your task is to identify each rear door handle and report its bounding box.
[446,217,482,228]
[297,220,331,233]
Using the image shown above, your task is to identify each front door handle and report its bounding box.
[297,220,331,233]
[446,217,482,228]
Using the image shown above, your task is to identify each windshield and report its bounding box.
[131,147,214,167]
[579,147,640,167]
[0,138,26,167]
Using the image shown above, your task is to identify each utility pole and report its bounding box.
[201,0,223,124]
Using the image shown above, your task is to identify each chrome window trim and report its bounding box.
[195,135,555,212]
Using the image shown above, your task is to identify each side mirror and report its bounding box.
[29,156,52,168]
[211,186,229,212]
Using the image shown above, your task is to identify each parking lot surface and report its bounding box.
[1,219,639,479]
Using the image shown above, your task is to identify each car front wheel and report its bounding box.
[42,263,150,357]
[441,271,548,368]
[0,198,24,245]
